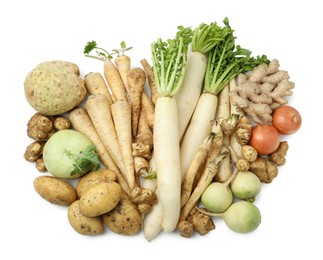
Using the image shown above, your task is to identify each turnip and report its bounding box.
[43,129,100,179]
[198,200,261,233]
[230,171,261,200]
[201,182,233,213]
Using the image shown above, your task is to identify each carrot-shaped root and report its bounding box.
[85,94,126,176]
[84,72,113,105]
[111,99,136,189]
[180,122,222,208]
[115,55,131,95]
[229,77,245,157]
[135,109,153,149]
[128,67,146,138]
[141,93,155,130]
[140,59,158,105]
[68,107,130,194]
[179,146,226,222]
[104,59,127,101]
[113,42,132,95]
[215,84,232,183]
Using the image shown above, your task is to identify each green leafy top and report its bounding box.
[64,144,100,176]
[191,19,232,54]
[151,26,193,96]
[204,18,269,94]
[83,41,131,60]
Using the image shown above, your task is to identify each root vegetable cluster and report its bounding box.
[23,18,302,241]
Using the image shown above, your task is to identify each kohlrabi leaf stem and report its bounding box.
[64,144,100,176]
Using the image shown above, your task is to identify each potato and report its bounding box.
[102,191,142,236]
[76,169,117,198]
[68,200,104,235]
[24,60,87,116]
[33,176,76,206]
[79,181,121,217]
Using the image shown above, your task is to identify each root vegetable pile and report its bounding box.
[23,17,302,241]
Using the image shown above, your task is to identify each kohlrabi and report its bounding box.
[43,129,100,179]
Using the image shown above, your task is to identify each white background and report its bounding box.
[1,0,322,259]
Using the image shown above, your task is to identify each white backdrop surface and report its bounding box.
[1,1,321,259]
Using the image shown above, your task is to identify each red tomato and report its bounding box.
[249,124,280,155]
[273,106,302,135]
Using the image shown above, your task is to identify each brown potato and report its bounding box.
[33,176,76,206]
[68,200,104,235]
[76,169,117,198]
[102,190,142,236]
[79,181,121,217]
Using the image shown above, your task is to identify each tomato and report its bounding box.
[273,105,302,135]
[249,124,280,155]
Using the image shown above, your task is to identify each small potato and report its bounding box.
[79,181,121,217]
[102,191,142,236]
[34,176,76,206]
[76,169,117,198]
[68,200,104,235]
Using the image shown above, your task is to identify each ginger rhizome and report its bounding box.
[230,59,295,123]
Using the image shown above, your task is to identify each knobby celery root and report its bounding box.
[68,107,130,194]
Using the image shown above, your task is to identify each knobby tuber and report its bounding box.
[250,157,278,183]
[269,141,289,166]
[235,116,253,145]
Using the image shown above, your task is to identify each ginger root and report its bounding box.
[269,141,289,166]
[250,157,278,183]
[230,59,295,123]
